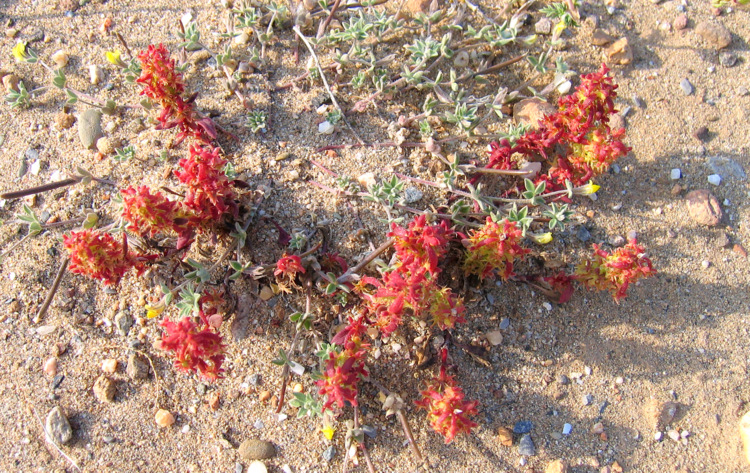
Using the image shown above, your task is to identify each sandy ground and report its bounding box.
[0,0,749,472]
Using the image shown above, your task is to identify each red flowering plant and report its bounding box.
[175,144,238,226]
[136,43,216,145]
[483,64,629,190]
[462,217,530,281]
[575,239,656,302]
[415,348,479,444]
[63,229,148,286]
[160,315,226,381]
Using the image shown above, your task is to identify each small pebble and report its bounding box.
[707,174,721,186]
[78,109,103,149]
[93,375,116,402]
[513,420,533,434]
[668,429,681,441]
[562,423,572,435]
[322,445,336,461]
[654,431,663,441]
[51,50,69,68]
[318,121,335,135]
[102,358,118,373]
[719,52,738,67]
[43,357,58,377]
[518,434,536,456]
[679,78,694,95]
[239,439,276,461]
[155,409,175,427]
[89,65,105,85]
[486,330,503,346]
[45,406,73,444]
[592,422,605,434]
[499,318,510,330]
[701,260,711,269]
[558,374,570,385]
[670,168,681,180]
[583,394,594,406]
[247,461,268,473]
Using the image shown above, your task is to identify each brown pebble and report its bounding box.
[292,383,304,393]
[546,459,570,473]
[611,461,623,473]
[673,14,688,31]
[734,244,748,258]
[155,409,175,427]
[671,184,683,195]
[259,390,271,402]
[101,358,118,373]
[326,149,337,158]
[93,375,116,402]
[43,357,58,377]
[208,391,221,410]
[2,73,20,93]
[693,126,709,141]
[497,426,513,447]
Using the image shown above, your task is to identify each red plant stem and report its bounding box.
[355,406,376,473]
[338,239,394,284]
[317,0,343,40]
[0,177,81,200]
[34,257,69,323]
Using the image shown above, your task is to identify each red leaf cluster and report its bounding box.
[274,254,305,279]
[486,64,630,189]
[136,44,216,145]
[63,230,146,286]
[415,349,478,443]
[575,239,656,301]
[316,315,369,410]
[175,145,238,225]
[462,217,529,280]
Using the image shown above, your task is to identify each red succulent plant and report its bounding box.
[63,229,145,286]
[575,239,656,301]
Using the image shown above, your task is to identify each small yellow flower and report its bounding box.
[105,50,126,68]
[12,41,28,62]
[146,302,165,319]
[578,181,601,195]
[321,412,335,440]
[530,232,553,244]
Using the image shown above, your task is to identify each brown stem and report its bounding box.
[338,239,393,284]
[275,279,312,413]
[0,177,80,200]
[42,216,86,229]
[34,258,69,323]
[317,0,343,40]
[354,406,377,473]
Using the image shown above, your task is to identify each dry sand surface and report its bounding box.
[0,0,749,472]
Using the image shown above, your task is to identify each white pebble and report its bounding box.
[562,423,572,435]
[670,168,681,180]
[707,174,721,186]
[542,302,552,311]
[701,260,711,269]
[654,431,663,441]
[318,120,335,135]
[247,461,268,473]
[584,366,592,376]
[89,65,105,85]
[668,430,680,441]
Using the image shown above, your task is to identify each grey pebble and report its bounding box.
[235,463,244,473]
[558,374,570,385]
[322,445,336,461]
[719,52,738,67]
[404,187,423,204]
[114,311,132,336]
[583,394,594,406]
[632,95,645,108]
[103,435,115,444]
[608,235,625,247]
[513,420,533,434]
[576,226,591,242]
[680,78,694,95]
[362,425,377,438]
[248,374,261,386]
[599,400,610,414]
[499,318,510,330]
[196,383,207,395]
[45,406,73,445]
[78,109,103,149]
[126,353,149,380]
[708,156,746,180]
[518,434,536,456]
[238,439,276,461]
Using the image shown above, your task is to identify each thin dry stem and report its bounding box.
[34,257,69,324]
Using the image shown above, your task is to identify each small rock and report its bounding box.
[591,30,615,46]
[43,357,58,377]
[259,286,274,301]
[576,226,592,242]
[101,358,118,373]
[668,429,681,441]
[89,65,105,85]
[486,330,503,346]
[401,0,431,16]
[673,14,688,31]
[695,21,732,49]
[670,168,682,180]
[518,434,536,456]
[693,126,709,141]
[78,109,103,149]
[234,32,250,45]
[51,50,69,68]
[686,190,722,226]
[707,156,746,180]
[45,406,73,444]
[155,409,175,427]
[739,410,750,464]
[583,394,593,406]
[535,17,553,35]
[357,172,377,189]
[362,425,377,438]
[546,459,569,473]
[208,391,220,410]
[608,235,625,247]
[653,401,680,430]
[258,391,271,402]
[513,420,533,434]
[562,423,572,435]
[707,174,721,186]
[654,431,663,441]
[237,439,276,461]
[453,50,470,68]
[513,98,555,129]
[126,353,149,380]
[592,422,605,434]
[114,311,133,336]
[2,73,20,92]
[247,461,268,473]
[404,186,423,204]
[322,445,336,461]
[499,318,510,330]
[318,120,335,135]
[558,374,570,385]
[93,375,116,402]
[497,426,513,447]
[719,51,738,67]
[55,111,76,130]
[96,137,116,156]
[680,78,694,95]
[605,37,633,65]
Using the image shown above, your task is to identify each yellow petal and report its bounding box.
[322,425,335,441]
[12,42,28,62]
[578,181,600,195]
[146,304,165,319]
[531,232,553,244]
[105,50,124,67]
